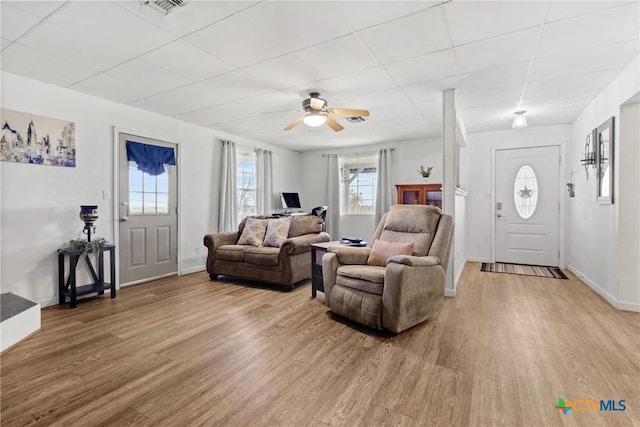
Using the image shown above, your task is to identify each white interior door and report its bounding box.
[118,133,178,285]
[495,146,560,267]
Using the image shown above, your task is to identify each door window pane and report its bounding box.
[129,161,171,215]
[514,165,538,219]
[144,193,157,214]
[129,192,143,214]
[157,193,169,214]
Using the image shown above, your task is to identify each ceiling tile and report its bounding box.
[353,88,414,110]
[358,7,451,64]
[242,54,323,90]
[241,2,352,52]
[336,1,441,31]
[460,85,523,109]
[71,72,163,104]
[385,49,458,87]
[1,3,42,41]
[183,14,287,68]
[2,38,12,50]
[299,66,398,100]
[17,22,135,71]
[536,2,639,58]
[458,62,529,93]
[293,35,380,80]
[2,42,99,87]
[455,27,539,74]
[546,1,633,23]
[223,2,260,13]
[3,1,65,18]
[530,40,639,82]
[114,1,234,37]
[524,69,623,100]
[46,2,176,56]
[402,77,456,103]
[140,40,234,82]
[132,70,273,117]
[444,1,547,46]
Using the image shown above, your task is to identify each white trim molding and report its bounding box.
[568,264,640,312]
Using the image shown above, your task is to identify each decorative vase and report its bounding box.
[79,205,98,242]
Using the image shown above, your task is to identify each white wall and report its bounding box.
[299,138,443,241]
[466,125,570,262]
[567,56,640,311]
[0,72,301,306]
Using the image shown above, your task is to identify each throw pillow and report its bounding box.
[263,217,292,248]
[366,239,414,267]
[237,218,268,247]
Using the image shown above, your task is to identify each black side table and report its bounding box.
[310,241,343,298]
[58,245,116,308]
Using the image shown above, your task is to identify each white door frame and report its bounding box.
[490,143,566,268]
[112,126,182,289]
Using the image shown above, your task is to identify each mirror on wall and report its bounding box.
[596,117,615,204]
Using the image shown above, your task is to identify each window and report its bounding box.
[129,162,170,215]
[237,150,256,223]
[514,165,538,219]
[340,154,378,214]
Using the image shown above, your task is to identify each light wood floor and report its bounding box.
[2,262,639,426]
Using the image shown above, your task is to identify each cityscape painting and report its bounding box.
[0,108,76,167]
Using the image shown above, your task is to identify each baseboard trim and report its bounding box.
[181,265,206,275]
[467,257,491,263]
[568,264,640,312]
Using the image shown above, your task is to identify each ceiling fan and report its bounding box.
[283,92,370,132]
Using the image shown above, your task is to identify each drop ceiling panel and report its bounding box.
[306,66,398,99]
[385,49,458,86]
[536,2,639,58]
[402,77,457,103]
[461,85,523,109]
[2,42,99,87]
[114,1,234,37]
[457,62,529,93]
[358,8,451,64]
[545,1,632,23]
[455,27,540,74]
[183,14,288,68]
[140,40,234,82]
[352,88,414,110]
[241,2,352,52]
[445,1,547,46]
[524,69,623,100]
[1,3,42,41]
[293,35,380,81]
[72,72,164,104]
[4,1,65,19]
[18,22,141,71]
[241,54,322,90]
[336,1,440,31]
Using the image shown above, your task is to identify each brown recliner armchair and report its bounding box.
[322,204,454,333]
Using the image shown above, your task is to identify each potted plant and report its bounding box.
[418,165,433,180]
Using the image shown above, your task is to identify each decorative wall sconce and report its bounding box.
[580,130,597,180]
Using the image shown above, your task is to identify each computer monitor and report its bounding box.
[280,192,301,210]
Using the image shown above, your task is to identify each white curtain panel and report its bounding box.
[325,154,341,240]
[256,148,273,215]
[375,148,394,224]
[218,140,237,232]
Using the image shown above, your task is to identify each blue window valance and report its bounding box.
[126,140,176,176]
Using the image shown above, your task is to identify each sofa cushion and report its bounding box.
[216,245,250,262]
[288,215,323,237]
[337,265,385,284]
[244,247,281,266]
[366,240,414,266]
[237,218,268,246]
[264,217,292,248]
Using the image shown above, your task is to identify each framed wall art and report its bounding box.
[596,116,614,204]
[0,108,76,167]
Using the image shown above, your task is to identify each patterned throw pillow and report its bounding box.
[263,217,292,248]
[237,218,268,247]
[366,240,414,267]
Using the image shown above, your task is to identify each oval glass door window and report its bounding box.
[514,165,538,219]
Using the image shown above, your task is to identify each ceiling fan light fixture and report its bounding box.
[303,112,326,127]
[512,110,528,129]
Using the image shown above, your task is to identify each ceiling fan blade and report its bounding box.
[283,116,304,131]
[327,107,370,117]
[325,115,344,132]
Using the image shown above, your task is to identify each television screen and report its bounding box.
[281,192,301,209]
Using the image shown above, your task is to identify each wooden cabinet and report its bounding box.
[395,184,443,208]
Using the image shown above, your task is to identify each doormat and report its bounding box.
[481,262,568,280]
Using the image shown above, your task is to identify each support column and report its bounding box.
[442,89,456,294]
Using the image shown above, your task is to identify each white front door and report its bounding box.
[495,146,560,267]
[118,133,178,286]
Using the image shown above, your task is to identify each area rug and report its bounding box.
[480,262,568,279]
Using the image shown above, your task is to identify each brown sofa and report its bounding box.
[204,215,330,289]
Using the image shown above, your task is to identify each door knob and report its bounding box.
[119,216,129,222]
[497,213,503,218]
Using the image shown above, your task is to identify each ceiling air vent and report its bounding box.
[345,116,367,123]
[141,0,188,15]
